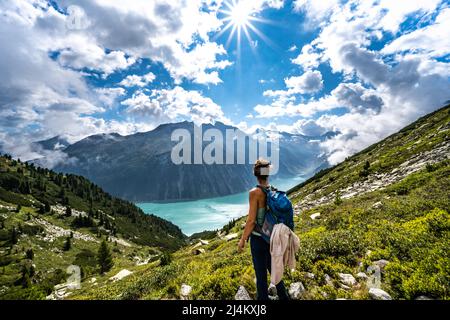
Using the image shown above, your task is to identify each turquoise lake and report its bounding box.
[137,177,304,236]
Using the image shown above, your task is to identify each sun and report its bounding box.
[229,1,252,27]
[216,0,272,52]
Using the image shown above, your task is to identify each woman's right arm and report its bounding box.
[238,190,257,251]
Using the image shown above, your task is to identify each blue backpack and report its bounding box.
[255,185,294,244]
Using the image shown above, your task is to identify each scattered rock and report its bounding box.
[224,233,238,241]
[372,201,383,209]
[373,259,390,271]
[241,223,246,229]
[235,286,251,300]
[180,284,192,300]
[304,272,315,279]
[109,269,133,282]
[356,272,368,280]
[288,282,305,300]
[199,239,209,245]
[89,277,97,284]
[338,273,357,287]
[310,212,321,220]
[369,288,392,300]
[324,274,334,287]
[340,284,351,290]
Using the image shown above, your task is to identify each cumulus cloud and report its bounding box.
[0,0,236,162]
[256,0,450,165]
[119,72,156,88]
[122,87,231,125]
[285,71,324,94]
[382,7,450,58]
[333,83,384,114]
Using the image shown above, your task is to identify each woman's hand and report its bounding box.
[237,237,246,252]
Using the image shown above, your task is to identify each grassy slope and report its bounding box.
[0,158,186,299]
[69,106,449,300]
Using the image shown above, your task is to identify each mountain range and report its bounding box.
[34,122,335,202]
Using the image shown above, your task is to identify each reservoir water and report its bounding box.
[137,177,304,236]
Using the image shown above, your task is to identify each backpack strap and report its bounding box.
[256,185,269,194]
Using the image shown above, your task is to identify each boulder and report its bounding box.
[369,288,392,300]
[199,239,209,245]
[180,284,192,300]
[310,213,321,220]
[288,282,305,300]
[373,259,390,271]
[304,272,315,280]
[324,274,334,287]
[224,233,238,241]
[372,201,383,209]
[338,273,357,287]
[235,286,251,300]
[339,284,351,290]
[356,272,368,280]
[110,269,133,282]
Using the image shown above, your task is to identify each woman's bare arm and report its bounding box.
[238,190,258,251]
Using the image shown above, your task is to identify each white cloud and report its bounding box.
[382,7,450,58]
[292,44,322,70]
[95,87,126,107]
[119,72,156,87]
[293,0,339,27]
[285,70,324,94]
[273,0,450,164]
[122,87,230,125]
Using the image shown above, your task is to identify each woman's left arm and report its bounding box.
[238,190,258,252]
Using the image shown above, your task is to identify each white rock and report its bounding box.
[305,272,315,279]
[356,272,368,280]
[109,269,132,282]
[180,284,192,300]
[372,201,383,209]
[199,239,209,245]
[310,213,321,220]
[338,273,357,286]
[373,259,390,271]
[235,286,251,300]
[369,288,392,300]
[89,277,97,283]
[224,233,238,241]
[288,282,305,300]
[324,274,334,286]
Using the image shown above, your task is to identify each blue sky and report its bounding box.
[0,0,449,164]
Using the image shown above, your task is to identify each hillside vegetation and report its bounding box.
[68,106,449,300]
[0,158,186,299]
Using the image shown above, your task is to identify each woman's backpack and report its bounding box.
[255,185,294,244]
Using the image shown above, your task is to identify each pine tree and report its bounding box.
[97,240,113,274]
[65,206,72,217]
[63,236,71,251]
[11,227,18,245]
[26,248,34,260]
[44,201,51,213]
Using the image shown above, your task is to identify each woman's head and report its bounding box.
[253,158,270,182]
